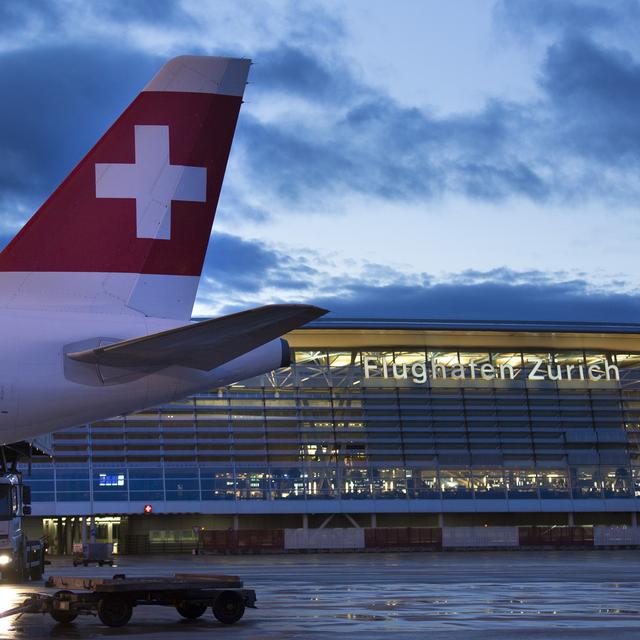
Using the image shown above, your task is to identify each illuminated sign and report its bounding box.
[362,356,620,384]
[99,473,125,487]
[143,504,153,514]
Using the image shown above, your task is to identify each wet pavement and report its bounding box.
[2,551,640,638]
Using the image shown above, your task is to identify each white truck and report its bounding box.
[0,473,45,582]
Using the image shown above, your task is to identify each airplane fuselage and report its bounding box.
[0,308,284,443]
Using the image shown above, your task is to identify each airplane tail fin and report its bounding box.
[0,56,250,319]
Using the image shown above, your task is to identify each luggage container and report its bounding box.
[72,542,114,567]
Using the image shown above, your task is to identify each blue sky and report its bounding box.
[1,0,640,321]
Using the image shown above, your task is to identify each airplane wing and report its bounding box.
[66,304,327,371]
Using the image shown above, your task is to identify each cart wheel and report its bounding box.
[97,596,133,627]
[51,590,77,624]
[72,561,78,567]
[83,561,88,567]
[176,601,207,619]
[212,591,245,625]
[98,561,104,567]
[50,610,78,624]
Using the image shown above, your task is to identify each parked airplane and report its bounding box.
[0,55,326,444]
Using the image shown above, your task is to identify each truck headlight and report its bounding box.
[0,554,12,566]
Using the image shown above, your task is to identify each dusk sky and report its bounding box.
[1,0,640,321]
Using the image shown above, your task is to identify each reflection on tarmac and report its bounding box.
[3,551,640,639]
[0,588,18,638]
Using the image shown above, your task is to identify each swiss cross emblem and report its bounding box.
[95,125,207,240]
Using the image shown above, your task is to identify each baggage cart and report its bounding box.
[0,573,256,627]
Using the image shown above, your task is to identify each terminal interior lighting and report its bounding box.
[0,554,12,565]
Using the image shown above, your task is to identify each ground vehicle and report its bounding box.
[1,574,256,627]
[0,472,45,582]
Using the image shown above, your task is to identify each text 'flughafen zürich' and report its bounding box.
[362,357,620,384]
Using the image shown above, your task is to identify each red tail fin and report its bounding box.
[0,56,250,318]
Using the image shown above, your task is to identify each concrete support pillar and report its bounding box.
[370,513,377,529]
[632,512,638,527]
[302,514,309,530]
[567,512,574,526]
[233,514,239,531]
[65,519,73,555]
[437,512,444,528]
[57,521,62,555]
[89,515,96,543]
[81,518,87,545]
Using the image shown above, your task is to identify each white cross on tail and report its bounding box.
[95,125,207,240]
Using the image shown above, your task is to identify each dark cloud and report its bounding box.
[197,234,640,324]
[203,232,318,293]
[310,279,640,322]
[3,7,639,225]
[237,20,640,209]
[97,0,196,27]
[542,36,640,164]
[494,0,623,36]
[0,0,194,39]
[0,46,160,214]
[238,116,359,202]
[0,1,63,36]
[455,160,548,201]
[286,6,345,50]
[449,267,559,286]
[251,47,339,101]
[492,0,640,181]
[225,0,640,209]
[238,83,546,204]
[204,232,279,293]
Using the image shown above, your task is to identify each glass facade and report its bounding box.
[28,329,640,510]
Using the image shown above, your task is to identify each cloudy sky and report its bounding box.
[1,0,640,321]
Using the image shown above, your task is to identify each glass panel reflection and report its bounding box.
[602,467,631,498]
[411,469,440,499]
[372,468,407,498]
[440,469,472,498]
[473,469,506,499]
[571,467,603,499]
[539,470,569,498]
[506,470,538,499]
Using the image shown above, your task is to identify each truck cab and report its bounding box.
[0,473,43,582]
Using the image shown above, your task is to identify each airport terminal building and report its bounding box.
[25,318,640,552]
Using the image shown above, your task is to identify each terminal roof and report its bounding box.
[304,318,640,335]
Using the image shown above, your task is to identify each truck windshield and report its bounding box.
[0,485,12,518]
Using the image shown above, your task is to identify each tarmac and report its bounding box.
[2,551,640,639]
